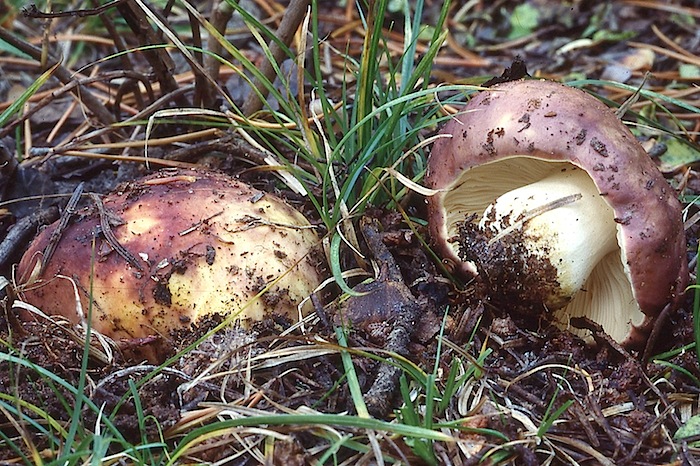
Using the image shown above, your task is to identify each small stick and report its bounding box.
[359,217,420,417]
[0,28,119,130]
[0,207,59,270]
[23,1,126,18]
[89,193,144,272]
[241,0,311,115]
[202,0,234,108]
[487,193,582,245]
[39,182,85,276]
[641,301,673,362]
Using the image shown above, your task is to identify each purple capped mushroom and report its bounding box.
[16,169,324,362]
[425,79,687,348]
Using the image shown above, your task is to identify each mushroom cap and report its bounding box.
[17,169,323,362]
[425,79,687,347]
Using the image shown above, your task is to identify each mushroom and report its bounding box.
[16,169,324,362]
[425,79,687,348]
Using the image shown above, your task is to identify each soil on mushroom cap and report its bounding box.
[457,215,562,315]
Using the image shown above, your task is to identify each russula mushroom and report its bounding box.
[425,79,687,348]
[16,168,323,362]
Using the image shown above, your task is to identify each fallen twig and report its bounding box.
[242,0,310,115]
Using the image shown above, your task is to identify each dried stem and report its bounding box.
[0,28,119,131]
[242,0,310,116]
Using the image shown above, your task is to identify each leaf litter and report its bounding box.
[0,0,699,464]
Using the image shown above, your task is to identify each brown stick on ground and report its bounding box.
[338,217,421,417]
[115,0,187,108]
[241,0,310,116]
[0,28,118,131]
[202,0,234,109]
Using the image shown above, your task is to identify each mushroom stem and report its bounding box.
[479,167,618,309]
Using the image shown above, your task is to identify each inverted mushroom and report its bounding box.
[425,79,687,348]
[16,169,323,362]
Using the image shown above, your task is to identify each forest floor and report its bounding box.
[1,1,700,464]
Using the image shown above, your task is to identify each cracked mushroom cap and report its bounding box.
[425,79,687,348]
[17,169,324,362]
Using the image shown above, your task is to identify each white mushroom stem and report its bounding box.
[479,167,619,309]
